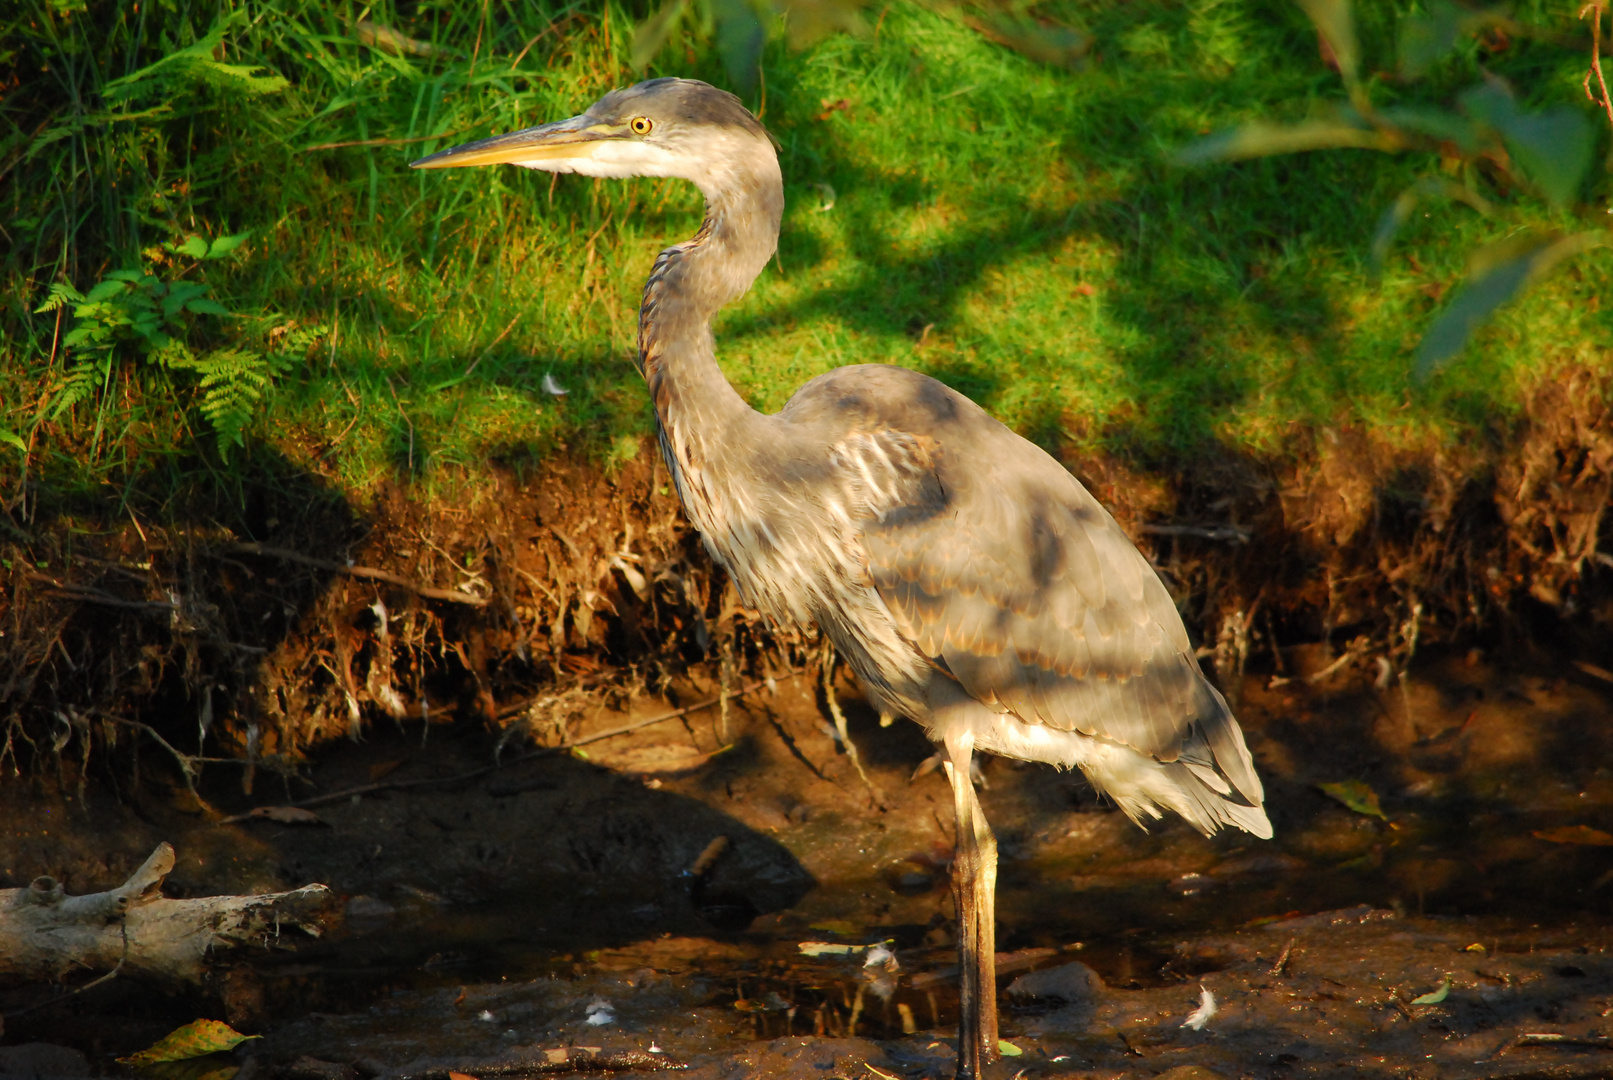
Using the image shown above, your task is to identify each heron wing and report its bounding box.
[844,425,1262,805]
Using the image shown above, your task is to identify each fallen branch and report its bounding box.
[216,669,804,824]
[226,541,486,606]
[0,843,330,986]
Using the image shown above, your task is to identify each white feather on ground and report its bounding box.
[1181,985,1217,1031]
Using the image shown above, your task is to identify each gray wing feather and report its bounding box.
[848,424,1263,806]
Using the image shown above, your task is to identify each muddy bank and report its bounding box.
[3,644,1613,1076]
[2,366,1612,779]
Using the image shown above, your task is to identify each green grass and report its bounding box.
[2,0,1609,513]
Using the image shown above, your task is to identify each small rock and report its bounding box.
[1006,961,1104,1004]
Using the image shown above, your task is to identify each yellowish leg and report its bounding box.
[944,743,999,1079]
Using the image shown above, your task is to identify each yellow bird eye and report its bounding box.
[630,116,653,135]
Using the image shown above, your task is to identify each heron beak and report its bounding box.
[410,116,619,170]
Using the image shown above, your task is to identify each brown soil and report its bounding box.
[2,366,1610,779]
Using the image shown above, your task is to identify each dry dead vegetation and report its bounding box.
[1,366,1609,794]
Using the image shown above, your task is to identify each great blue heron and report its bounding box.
[414,77,1271,1079]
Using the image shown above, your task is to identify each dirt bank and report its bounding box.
[4,365,1608,780]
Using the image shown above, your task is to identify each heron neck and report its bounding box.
[638,150,783,442]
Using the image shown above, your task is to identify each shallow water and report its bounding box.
[5,648,1613,1077]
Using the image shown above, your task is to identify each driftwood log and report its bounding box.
[0,842,331,985]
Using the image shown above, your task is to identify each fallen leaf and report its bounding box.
[815,98,851,120]
[997,1040,1023,1056]
[1318,780,1387,820]
[1533,825,1613,847]
[1073,282,1096,297]
[448,1073,479,1080]
[799,941,862,956]
[1410,978,1450,1005]
[118,1020,260,1066]
[247,806,323,825]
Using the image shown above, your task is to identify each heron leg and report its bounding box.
[944,740,998,1079]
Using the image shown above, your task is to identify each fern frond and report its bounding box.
[49,359,109,420]
[182,348,290,458]
[35,282,86,314]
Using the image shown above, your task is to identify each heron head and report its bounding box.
[411,78,776,201]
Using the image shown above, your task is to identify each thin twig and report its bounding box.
[94,714,216,813]
[2,950,126,1020]
[1270,938,1297,976]
[1583,3,1613,127]
[227,541,486,606]
[464,312,523,378]
[24,573,175,612]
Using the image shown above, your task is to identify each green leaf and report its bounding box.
[186,298,233,317]
[163,283,211,318]
[1376,105,1480,152]
[205,232,250,259]
[711,0,766,93]
[0,425,27,453]
[1409,978,1450,1005]
[1174,119,1385,165]
[631,0,690,69]
[84,279,129,302]
[1294,0,1359,83]
[1318,779,1387,819]
[34,282,85,313]
[174,236,209,259]
[1416,231,1610,379]
[1396,0,1508,79]
[997,1041,1024,1057]
[117,1019,260,1066]
[1496,109,1594,208]
[976,14,1092,69]
[1458,82,1595,207]
[1371,177,1492,268]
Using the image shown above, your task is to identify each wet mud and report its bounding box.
[5,644,1613,1079]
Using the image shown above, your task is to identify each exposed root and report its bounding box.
[821,641,887,810]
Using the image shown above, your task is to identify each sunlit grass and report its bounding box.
[1,0,1607,513]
